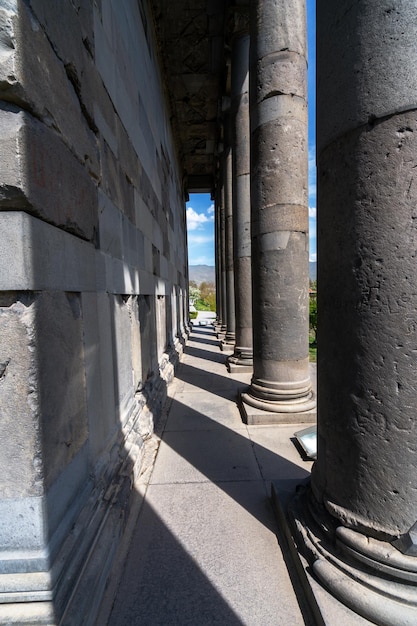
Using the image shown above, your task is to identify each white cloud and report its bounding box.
[186,206,214,230]
[309,206,316,218]
[309,251,317,263]
[188,234,214,246]
[207,204,215,215]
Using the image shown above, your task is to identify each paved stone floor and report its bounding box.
[105,324,316,625]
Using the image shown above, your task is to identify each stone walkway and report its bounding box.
[104,324,316,625]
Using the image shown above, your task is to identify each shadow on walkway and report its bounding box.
[104,326,313,626]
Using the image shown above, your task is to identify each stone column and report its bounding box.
[221,111,236,347]
[217,172,227,336]
[227,30,253,373]
[214,192,222,328]
[240,0,315,423]
[289,3,417,624]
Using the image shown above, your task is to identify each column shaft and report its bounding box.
[219,178,227,333]
[241,0,315,422]
[228,32,253,372]
[214,193,222,328]
[290,3,417,623]
[223,115,236,345]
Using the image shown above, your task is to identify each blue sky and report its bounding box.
[187,0,316,266]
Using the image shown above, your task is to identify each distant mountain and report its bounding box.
[309,262,317,282]
[189,265,215,285]
[189,263,316,284]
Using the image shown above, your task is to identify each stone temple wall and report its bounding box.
[0,1,188,623]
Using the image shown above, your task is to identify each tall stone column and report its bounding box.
[227,29,253,373]
[290,3,417,623]
[221,112,236,347]
[214,191,222,329]
[219,175,227,335]
[240,0,315,423]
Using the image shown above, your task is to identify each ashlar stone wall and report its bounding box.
[0,1,188,623]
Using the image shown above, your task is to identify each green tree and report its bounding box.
[189,285,200,303]
[309,295,318,346]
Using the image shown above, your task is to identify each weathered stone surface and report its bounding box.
[0,212,97,292]
[130,296,143,392]
[36,291,88,489]
[98,189,123,259]
[81,291,117,463]
[0,289,89,494]
[139,294,158,383]
[110,295,135,426]
[0,293,42,499]
[252,0,306,62]
[0,106,98,241]
[223,129,235,343]
[243,0,313,417]
[101,139,135,220]
[255,51,307,103]
[314,110,417,536]
[229,31,252,367]
[0,0,99,175]
[251,115,308,210]
[0,496,45,553]
[317,2,417,152]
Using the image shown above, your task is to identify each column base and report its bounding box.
[226,347,253,373]
[284,485,417,626]
[239,381,316,424]
[239,393,316,424]
[227,358,253,374]
[220,337,235,351]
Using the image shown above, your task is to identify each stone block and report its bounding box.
[122,215,138,267]
[36,291,88,489]
[130,296,142,392]
[98,190,123,259]
[139,269,156,296]
[0,289,89,496]
[0,212,97,292]
[255,52,306,104]
[0,294,43,499]
[254,0,306,61]
[251,113,308,210]
[81,292,117,462]
[136,229,146,270]
[0,1,98,175]
[101,138,135,220]
[116,114,142,192]
[110,295,134,425]
[134,188,153,240]
[103,255,140,295]
[0,106,98,242]
[29,0,94,75]
[139,294,157,381]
